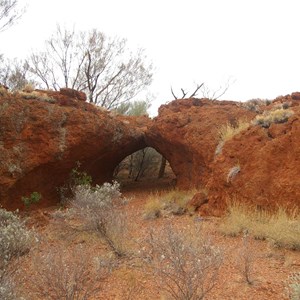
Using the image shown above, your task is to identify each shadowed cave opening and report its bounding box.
[113,147,176,193]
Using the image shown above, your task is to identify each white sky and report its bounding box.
[1,0,300,114]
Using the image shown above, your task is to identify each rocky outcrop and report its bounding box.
[0,90,149,210]
[202,98,300,216]
[1,88,300,214]
[145,98,255,188]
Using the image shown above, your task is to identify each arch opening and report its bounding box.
[113,147,176,193]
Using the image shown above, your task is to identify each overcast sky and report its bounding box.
[1,0,300,114]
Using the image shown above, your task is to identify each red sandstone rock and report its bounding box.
[203,102,300,216]
[187,191,208,212]
[145,98,255,189]
[0,92,148,210]
[1,90,300,215]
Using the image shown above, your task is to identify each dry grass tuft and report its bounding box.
[220,202,300,250]
[143,189,197,219]
[218,120,249,143]
[215,120,249,155]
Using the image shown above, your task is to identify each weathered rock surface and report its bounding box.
[0,90,148,209]
[202,96,300,216]
[145,98,255,188]
[1,89,300,214]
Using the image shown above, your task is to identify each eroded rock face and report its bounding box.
[0,91,148,209]
[202,98,300,216]
[145,98,255,188]
[1,89,300,214]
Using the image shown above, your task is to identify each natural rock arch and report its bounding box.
[0,92,255,210]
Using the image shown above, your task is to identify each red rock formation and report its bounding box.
[146,98,255,188]
[1,89,300,215]
[0,90,148,210]
[203,97,300,216]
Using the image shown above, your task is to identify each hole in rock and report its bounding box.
[113,147,176,193]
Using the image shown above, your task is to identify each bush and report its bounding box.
[242,98,272,112]
[0,208,34,265]
[0,274,22,300]
[286,272,300,300]
[70,181,130,257]
[0,208,34,300]
[29,245,107,300]
[253,108,294,128]
[21,191,42,209]
[219,202,300,250]
[143,224,223,300]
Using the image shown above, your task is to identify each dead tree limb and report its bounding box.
[171,83,204,99]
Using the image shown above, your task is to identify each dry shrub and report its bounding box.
[18,90,55,103]
[70,182,132,257]
[220,202,300,250]
[253,108,294,128]
[143,224,223,300]
[0,208,34,263]
[0,208,35,300]
[242,98,272,112]
[143,189,196,219]
[28,245,106,300]
[236,231,256,285]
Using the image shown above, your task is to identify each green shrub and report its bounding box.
[70,163,92,187]
[22,191,42,208]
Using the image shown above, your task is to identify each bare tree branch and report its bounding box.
[189,82,204,98]
[171,83,204,100]
[0,0,25,32]
[27,26,153,108]
[171,87,177,100]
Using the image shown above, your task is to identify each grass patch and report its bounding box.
[219,202,300,250]
[143,189,197,219]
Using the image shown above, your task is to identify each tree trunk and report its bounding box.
[158,156,167,179]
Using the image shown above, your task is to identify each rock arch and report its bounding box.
[0,90,256,211]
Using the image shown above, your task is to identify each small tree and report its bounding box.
[0,56,35,90]
[28,25,153,109]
